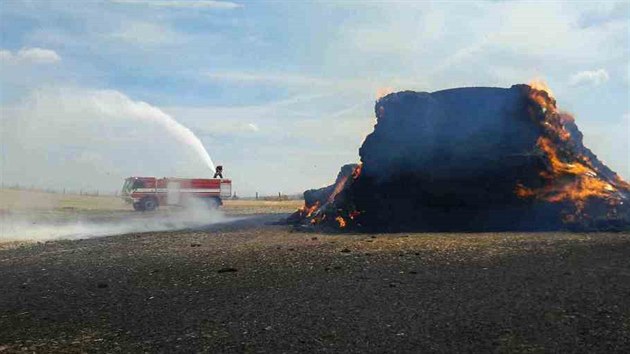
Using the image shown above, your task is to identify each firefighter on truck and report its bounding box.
[120,165,232,211]
[213,165,223,178]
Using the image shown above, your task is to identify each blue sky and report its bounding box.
[1,0,628,196]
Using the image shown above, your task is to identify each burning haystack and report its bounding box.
[290,83,630,231]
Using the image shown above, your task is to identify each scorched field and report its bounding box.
[1,190,629,353]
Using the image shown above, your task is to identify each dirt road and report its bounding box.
[1,211,629,352]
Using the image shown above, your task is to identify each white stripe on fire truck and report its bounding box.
[133,188,222,193]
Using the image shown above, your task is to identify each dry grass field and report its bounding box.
[1,189,629,352]
[222,199,303,215]
[0,189,128,211]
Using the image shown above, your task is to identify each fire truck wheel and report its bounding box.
[141,197,158,211]
[132,202,143,211]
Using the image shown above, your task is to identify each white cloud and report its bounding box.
[247,123,259,132]
[112,0,242,9]
[0,47,61,64]
[17,48,62,63]
[0,50,13,60]
[109,22,185,45]
[569,69,610,86]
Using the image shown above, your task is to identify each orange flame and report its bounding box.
[515,183,535,198]
[537,137,591,177]
[335,216,347,228]
[528,79,561,141]
[352,163,363,180]
[528,79,554,98]
[513,81,628,222]
[298,201,320,218]
[516,137,618,210]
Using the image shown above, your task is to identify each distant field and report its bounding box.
[0,189,127,211]
[222,199,303,214]
[0,189,302,215]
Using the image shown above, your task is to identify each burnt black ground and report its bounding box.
[1,216,629,353]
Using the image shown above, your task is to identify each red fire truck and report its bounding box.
[121,177,232,211]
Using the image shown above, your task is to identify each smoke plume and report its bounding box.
[0,196,233,242]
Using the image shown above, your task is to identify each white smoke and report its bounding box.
[0,198,235,242]
[1,87,215,192]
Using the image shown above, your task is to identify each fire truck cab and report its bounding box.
[121,177,232,211]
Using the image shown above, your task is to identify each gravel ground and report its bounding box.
[1,215,629,353]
